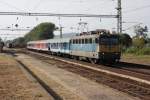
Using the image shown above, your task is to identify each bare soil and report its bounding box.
[0,54,53,100]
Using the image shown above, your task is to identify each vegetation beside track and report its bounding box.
[0,54,16,64]
[122,53,150,65]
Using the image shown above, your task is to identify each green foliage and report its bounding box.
[12,37,26,48]
[125,47,138,54]
[24,22,56,42]
[145,38,150,47]
[132,37,146,48]
[137,47,150,55]
[125,47,150,55]
[134,25,148,38]
[12,22,56,48]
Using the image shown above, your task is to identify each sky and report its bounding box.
[0,0,149,41]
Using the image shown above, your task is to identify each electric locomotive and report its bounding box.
[70,29,121,63]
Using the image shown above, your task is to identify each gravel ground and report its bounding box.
[15,53,141,100]
[0,54,53,100]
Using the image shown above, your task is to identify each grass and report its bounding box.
[0,54,17,64]
[122,53,150,64]
[125,47,150,55]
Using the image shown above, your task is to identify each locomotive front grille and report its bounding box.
[100,45,120,53]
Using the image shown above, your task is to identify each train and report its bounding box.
[6,43,13,48]
[27,29,121,63]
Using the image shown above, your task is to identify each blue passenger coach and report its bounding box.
[47,38,71,55]
[70,34,99,60]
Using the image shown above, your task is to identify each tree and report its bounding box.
[24,22,56,42]
[119,34,132,48]
[12,37,26,48]
[0,37,2,42]
[134,25,148,38]
[133,37,146,48]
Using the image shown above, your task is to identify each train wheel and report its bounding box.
[90,58,98,64]
[74,56,79,60]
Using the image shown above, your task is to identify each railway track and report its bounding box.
[112,62,150,75]
[5,49,150,100]
[18,49,150,100]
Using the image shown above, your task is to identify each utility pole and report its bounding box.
[60,26,63,38]
[117,0,122,34]
[58,16,63,38]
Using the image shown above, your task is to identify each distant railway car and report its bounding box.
[6,43,13,48]
[27,40,48,51]
[27,38,71,55]
[47,38,70,55]
[27,30,121,63]
[0,41,4,53]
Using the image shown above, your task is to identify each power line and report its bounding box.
[0,12,117,18]
[0,28,31,31]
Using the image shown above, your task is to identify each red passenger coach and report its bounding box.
[27,40,48,51]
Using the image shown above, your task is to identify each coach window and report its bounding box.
[57,43,59,48]
[85,38,88,44]
[82,39,84,44]
[74,39,76,44]
[75,39,78,44]
[79,39,80,44]
[54,43,56,48]
[45,43,48,48]
[89,38,92,43]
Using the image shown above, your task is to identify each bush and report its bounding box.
[132,37,146,48]
[119,34,132,48]
[125,47,150,55]
[136,47,150,55]
[125,47,139,54]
